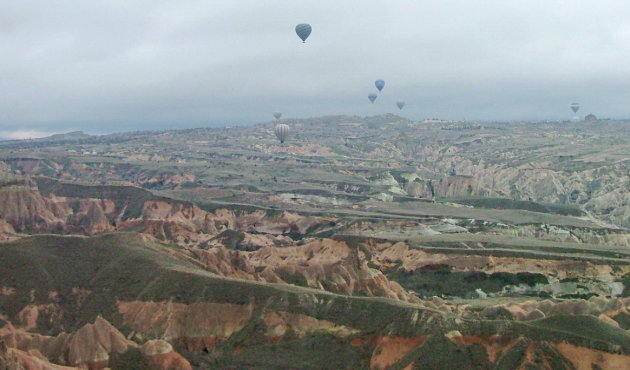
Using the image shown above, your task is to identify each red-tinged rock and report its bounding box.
[350,336,375,348]
[66,316,132,369]
[141,340,192,370]
[369,336,429,370]
[247,238,414,300]
[261,311,357,339]
[553,342,630,370]
[446,334,517,363]
[1,316,136,369]
[0,189,68,232]
[117,301,254,350]
[4,347,75,370]
[0,322,71,361]
[0,218,16,240]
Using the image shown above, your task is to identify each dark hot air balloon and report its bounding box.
[368,93,377,103]
[273,112,282,120]
[375,80,385,92]
[396,101,405,110]
[570,103,580,113]
[295,24,312,43]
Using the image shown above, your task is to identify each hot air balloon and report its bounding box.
[375,80,385,92]
[275,124,290,143]
[295,24,312,43]
[396,101,405,110]
[368,93,377,103]
[570,103,580,113]
[273,112,282,121]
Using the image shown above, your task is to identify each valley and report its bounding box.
[0,115,629,369]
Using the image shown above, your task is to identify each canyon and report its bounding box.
[0,115,628,368]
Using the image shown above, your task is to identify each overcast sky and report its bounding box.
[2,0,630,137]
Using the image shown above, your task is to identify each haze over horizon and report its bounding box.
[3,0,630,137]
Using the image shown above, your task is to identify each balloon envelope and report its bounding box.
[368,93,377,103]
[396,101,405,110]
[295,24,312,43]
[570,103,580,113]
[375,80,385,92]
[275,124,290,143]
[273,112,282,120]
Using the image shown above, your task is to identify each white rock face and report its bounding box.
[141,340,173,356]
[474,289,488,299]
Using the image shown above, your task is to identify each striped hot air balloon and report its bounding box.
[274,124,290,143]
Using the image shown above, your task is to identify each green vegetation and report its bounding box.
[394,334,489,370]
[514,315,630,353]
[108,348,150,370]
[388,265,548,298]
[208,333,365,369]
[447,197,585,216]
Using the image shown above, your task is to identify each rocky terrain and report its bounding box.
[0,115,629,369]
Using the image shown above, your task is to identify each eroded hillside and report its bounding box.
[0,115,629,369]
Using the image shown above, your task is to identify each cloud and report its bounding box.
[1,0,630,132]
